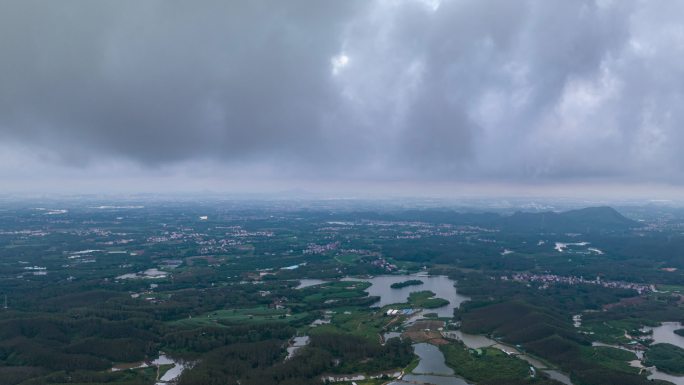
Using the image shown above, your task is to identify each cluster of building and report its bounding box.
[385,308,414,316]
[506,273,654,294]
[227,227,274,238]
[0,229,50,237]
[338,248,381,258]
[197,238,242,254]
[147,231,188,243]
[303,241,340,254]
[367,257,397,272]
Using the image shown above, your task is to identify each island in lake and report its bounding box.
[390,279,424,289]
[408,290,450,309]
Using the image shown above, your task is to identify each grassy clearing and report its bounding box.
[309,308,387,340]
[581,319,651,345]
[171,306,310,327]
[580,346,640,374]
[335,254,361,265]
[440,342,532,383]
[658,284,684,294]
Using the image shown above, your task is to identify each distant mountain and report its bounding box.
[336,206,637,234]
[502,206,637,233]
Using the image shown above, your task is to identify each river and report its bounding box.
[388,342,472,385]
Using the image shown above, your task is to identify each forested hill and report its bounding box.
[501,206,638,233]
[331,206,638,233]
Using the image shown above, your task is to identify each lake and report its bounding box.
[343,274,470,317]
[286,336,310,360]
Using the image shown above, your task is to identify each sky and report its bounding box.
[2,0,684,198]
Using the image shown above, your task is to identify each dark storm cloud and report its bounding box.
[0,0,364,166]
[1,0,684,184]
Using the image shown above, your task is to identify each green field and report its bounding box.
[309,308,387,340]
[171,307,310,327]
[580,346,640,374]
[440,342,537,383]
[335,254,361,265]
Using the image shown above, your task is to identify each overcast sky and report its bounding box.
[2,0,684,197]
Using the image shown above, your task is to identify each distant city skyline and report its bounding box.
[2,1,684,198]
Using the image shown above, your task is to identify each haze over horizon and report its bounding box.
[3,0,684,198]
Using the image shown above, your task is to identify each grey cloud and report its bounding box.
[1,0,684,186]
[0,0,363,165]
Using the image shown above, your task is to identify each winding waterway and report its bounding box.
[643,322,684,384]
[412,343,454,375]
[388,343,472,385]
[592,322,684,385]
[643,322,684,349]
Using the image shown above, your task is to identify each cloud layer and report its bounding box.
[2,0,684,189]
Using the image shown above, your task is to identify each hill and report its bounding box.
[501,206,637,233]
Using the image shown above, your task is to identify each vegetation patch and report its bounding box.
[644,343,684,375]
[171,307,310,327]
[407,290,450,309]
[440,342,541,384]
[390,279,423,289]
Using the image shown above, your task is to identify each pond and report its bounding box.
[383,331,402,341]
[343,274,470,317]
[153,354,189,384]
[285,336,310,360]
